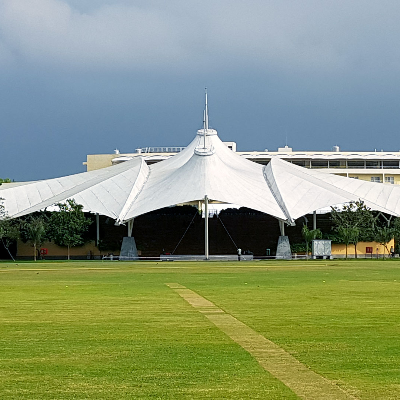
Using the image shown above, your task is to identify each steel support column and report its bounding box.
[205,195,209,260]
[279,220,285,236]
[128,219,134,237]
[96,213,100,246]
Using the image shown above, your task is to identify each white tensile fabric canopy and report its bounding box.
[2,123,400,225]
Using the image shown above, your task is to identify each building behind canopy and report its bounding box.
[85,144,400,186]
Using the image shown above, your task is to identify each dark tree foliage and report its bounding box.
[331,200,375,258]
[48,199,92,260]
[0,178,11,186]
[0,198,19,260]
[290,242,307,253]
[20,215,48,261]
[301,225,322,259]
[394,218,400,254]
[373,215,400,257]
[219,207,264,216]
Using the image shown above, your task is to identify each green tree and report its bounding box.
[0,178,11,186]
[290,243,307,253]
[373,216,400,258]
[20,215,48,261]
[374,226,395,257]
[0,198,19,261]
[336,226,360,259]
[302,225,322,259]
[331,200,375,258]
[0,198,5,220]
[48,199,92,260]
[393,218,400,254]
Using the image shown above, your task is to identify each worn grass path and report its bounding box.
[167,283,358,400]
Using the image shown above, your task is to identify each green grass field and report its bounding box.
[1,260,400,399]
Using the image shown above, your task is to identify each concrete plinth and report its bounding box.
[119,237,139,260]
[276,236,292,259]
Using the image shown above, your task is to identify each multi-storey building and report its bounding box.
[84,143,400,185]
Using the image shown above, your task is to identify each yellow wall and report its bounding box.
[17,240,119,259]
[347,174,400,184]
[84,154,118,171]
[331,239,395,256]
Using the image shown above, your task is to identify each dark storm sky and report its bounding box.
[1,0,400,181]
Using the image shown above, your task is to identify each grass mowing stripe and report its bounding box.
[167,283,358,400]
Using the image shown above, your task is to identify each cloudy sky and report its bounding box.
[1,0,400,180]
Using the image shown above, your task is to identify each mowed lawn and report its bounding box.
[0,260,400,399]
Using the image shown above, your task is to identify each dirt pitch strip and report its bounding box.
[166,283,358,400]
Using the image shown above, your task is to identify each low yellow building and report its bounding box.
[17,240,105,260]
[331,239,395,258]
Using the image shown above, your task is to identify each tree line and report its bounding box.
[300,201,400,258]
[0,178,12,185]
[0,199,91,261]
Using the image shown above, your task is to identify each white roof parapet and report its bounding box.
[110,150,400,162]
[242,152,400,160]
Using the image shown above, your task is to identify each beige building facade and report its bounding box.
[84,144,400,185]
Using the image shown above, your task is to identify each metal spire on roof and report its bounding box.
[205,87,209,131]
[203,88,208,149]
[195,88,215,156]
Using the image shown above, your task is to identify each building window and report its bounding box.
[383,161,399,168]
[385,176,395,184]
[350,176,359,179]
[366,160,381,169]
[371,176,381,183]
[348,160,365,168]
[328,160,342,168]
[311,160,328,168]
[291,160,306,167]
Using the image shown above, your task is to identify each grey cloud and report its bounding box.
[0,40,14,67]
[2,0,400,182]
[1,0,400,75]
[0,0,183,71]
